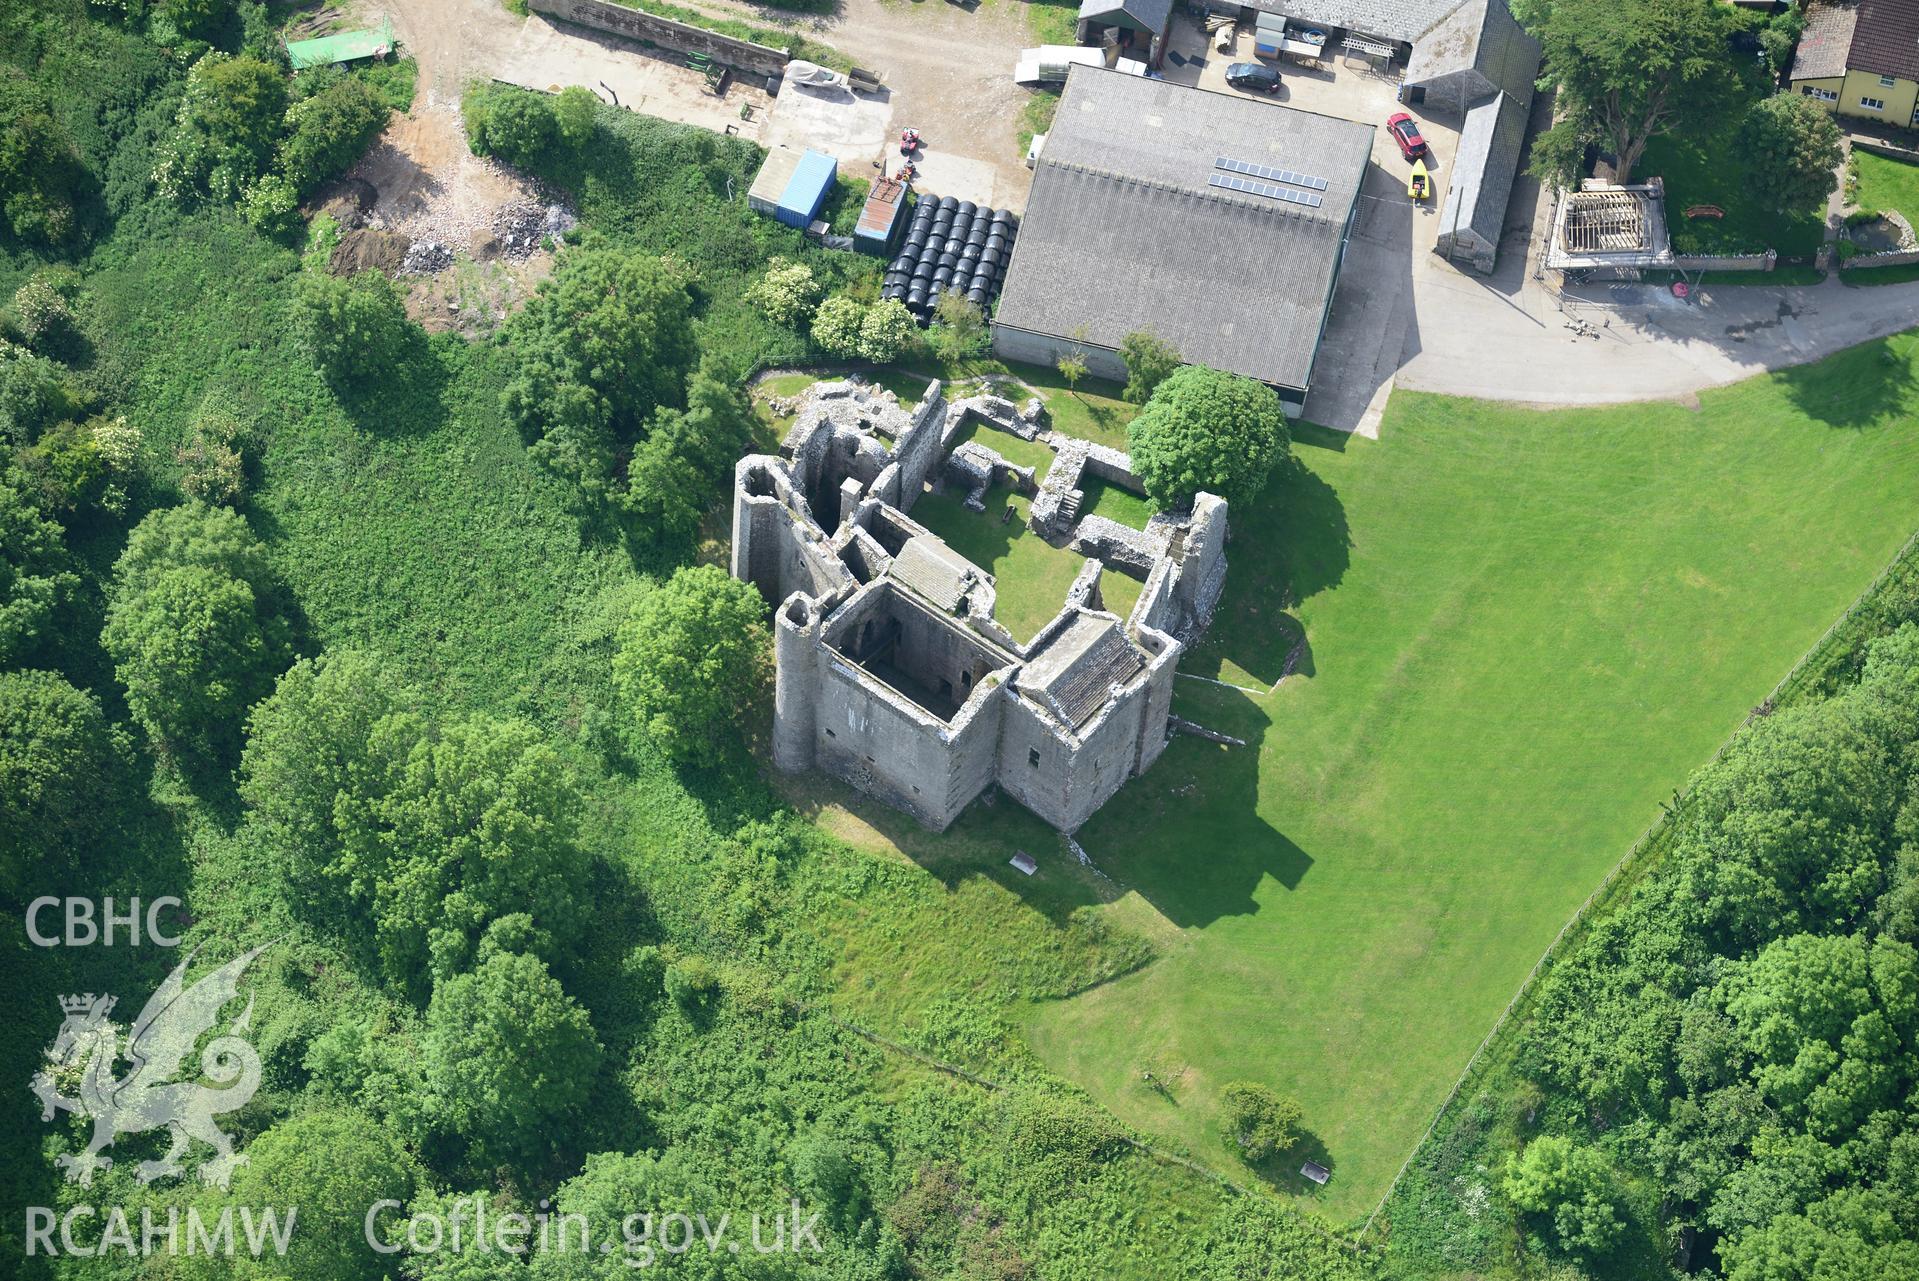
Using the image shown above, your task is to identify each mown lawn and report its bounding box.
[1081,476,1157,528]
[1852,148,1919,227]
[1020,339,1919,1221]
[912,484,1092,643]
[1644,131,1826,257]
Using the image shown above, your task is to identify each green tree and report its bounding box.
[177,400,251,505]
[555,84,599,150]
[0,344,82,444]
[744,257,822,329]
[1055,350,1086,398]
[241,649,423,927]
[611,564,769,768]
[16,414,139,515]
[223,1109,417,1281]
[1119,329,1181,404]
[425,949,601,1170]
[373,714,587,988]
[856,298,917,363]
[0,464,76,666]
[294,268,416,395]
[927,292,988,364]
[811,294,865,359]
[463,86,559,167]
[790,1130,867,1232]
[1745,94,1842,215]
[1503,1134,1625,1257]
[159,0,234,42]
[1125,365,1289,510]
[500,248,698,506]
[618,372,756,543]
[280,75,389,195]
[103,502,290,762]
[1525,0,1740,187]
[154,52,291,204]
[1722,932,1918,1138]
[241,651,586,989]
[1721,1187,1919,1281]
[0,67,89,245]
[0,671,130,903]
[11,279,74,350]
[1217,1081,1303,1162]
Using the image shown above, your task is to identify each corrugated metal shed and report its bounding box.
[748,146,804,217]
[855,178,909,254]
[776,149,837,229]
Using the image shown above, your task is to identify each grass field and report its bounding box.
[1644,131,1826,257]
[1019,341,1919,1220]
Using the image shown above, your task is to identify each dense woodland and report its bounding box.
[0,2,1375,1278]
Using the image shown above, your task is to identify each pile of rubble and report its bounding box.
[399,239,455,275]
[486,201,577,261]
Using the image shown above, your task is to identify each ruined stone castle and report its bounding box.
[730,377,1227,832]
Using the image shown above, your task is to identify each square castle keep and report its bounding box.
[730,377,1228,832]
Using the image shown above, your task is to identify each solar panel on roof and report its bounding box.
[1214,156,1329,191]
[1207,174,1323,208]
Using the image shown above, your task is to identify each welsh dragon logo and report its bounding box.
[31,944,269,1190]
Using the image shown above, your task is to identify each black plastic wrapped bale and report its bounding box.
[966,223,988,246]
[932,266,953,287]
[911,260,934,282]
[956,200,976,218]
[935,249,956,269]
[978,245,1001,271]
[966,287,987,306]
[938,195,957,211]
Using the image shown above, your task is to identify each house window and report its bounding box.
[1880,74,1898,87]
[1862,95,1888,110]
[1804,86,1838,102]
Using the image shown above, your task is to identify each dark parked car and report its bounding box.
[1226,62,1282,93]
[1386,111,1427,160]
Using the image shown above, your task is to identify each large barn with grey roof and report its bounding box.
[990,68,1373,414]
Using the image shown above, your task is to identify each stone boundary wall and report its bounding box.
[1852,137,1919,165]
[1670,249,1775,273]
[1841,246,1919,271]
[529,0,791,78]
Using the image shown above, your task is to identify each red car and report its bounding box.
[1386,112,1427,161]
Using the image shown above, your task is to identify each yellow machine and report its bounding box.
[1408,158,1430,203]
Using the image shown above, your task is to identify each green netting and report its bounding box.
[286,16,394,69]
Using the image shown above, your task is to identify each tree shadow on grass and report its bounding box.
[1184,450,1348,686]
[1077,684,1312,927]
[1240,1124,1338,1201]
[1774,333,1917,429]
[333,330,453,439]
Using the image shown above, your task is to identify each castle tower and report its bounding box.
[772,595,821,773]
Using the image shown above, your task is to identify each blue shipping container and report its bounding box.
[776,150,838,229]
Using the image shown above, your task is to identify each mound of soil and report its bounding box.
[330,228,410,276]
[308,176,380,231]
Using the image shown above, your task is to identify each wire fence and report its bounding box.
[1359,520,1919,1238]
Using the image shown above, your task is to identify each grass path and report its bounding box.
[1010,336,1919,1221]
